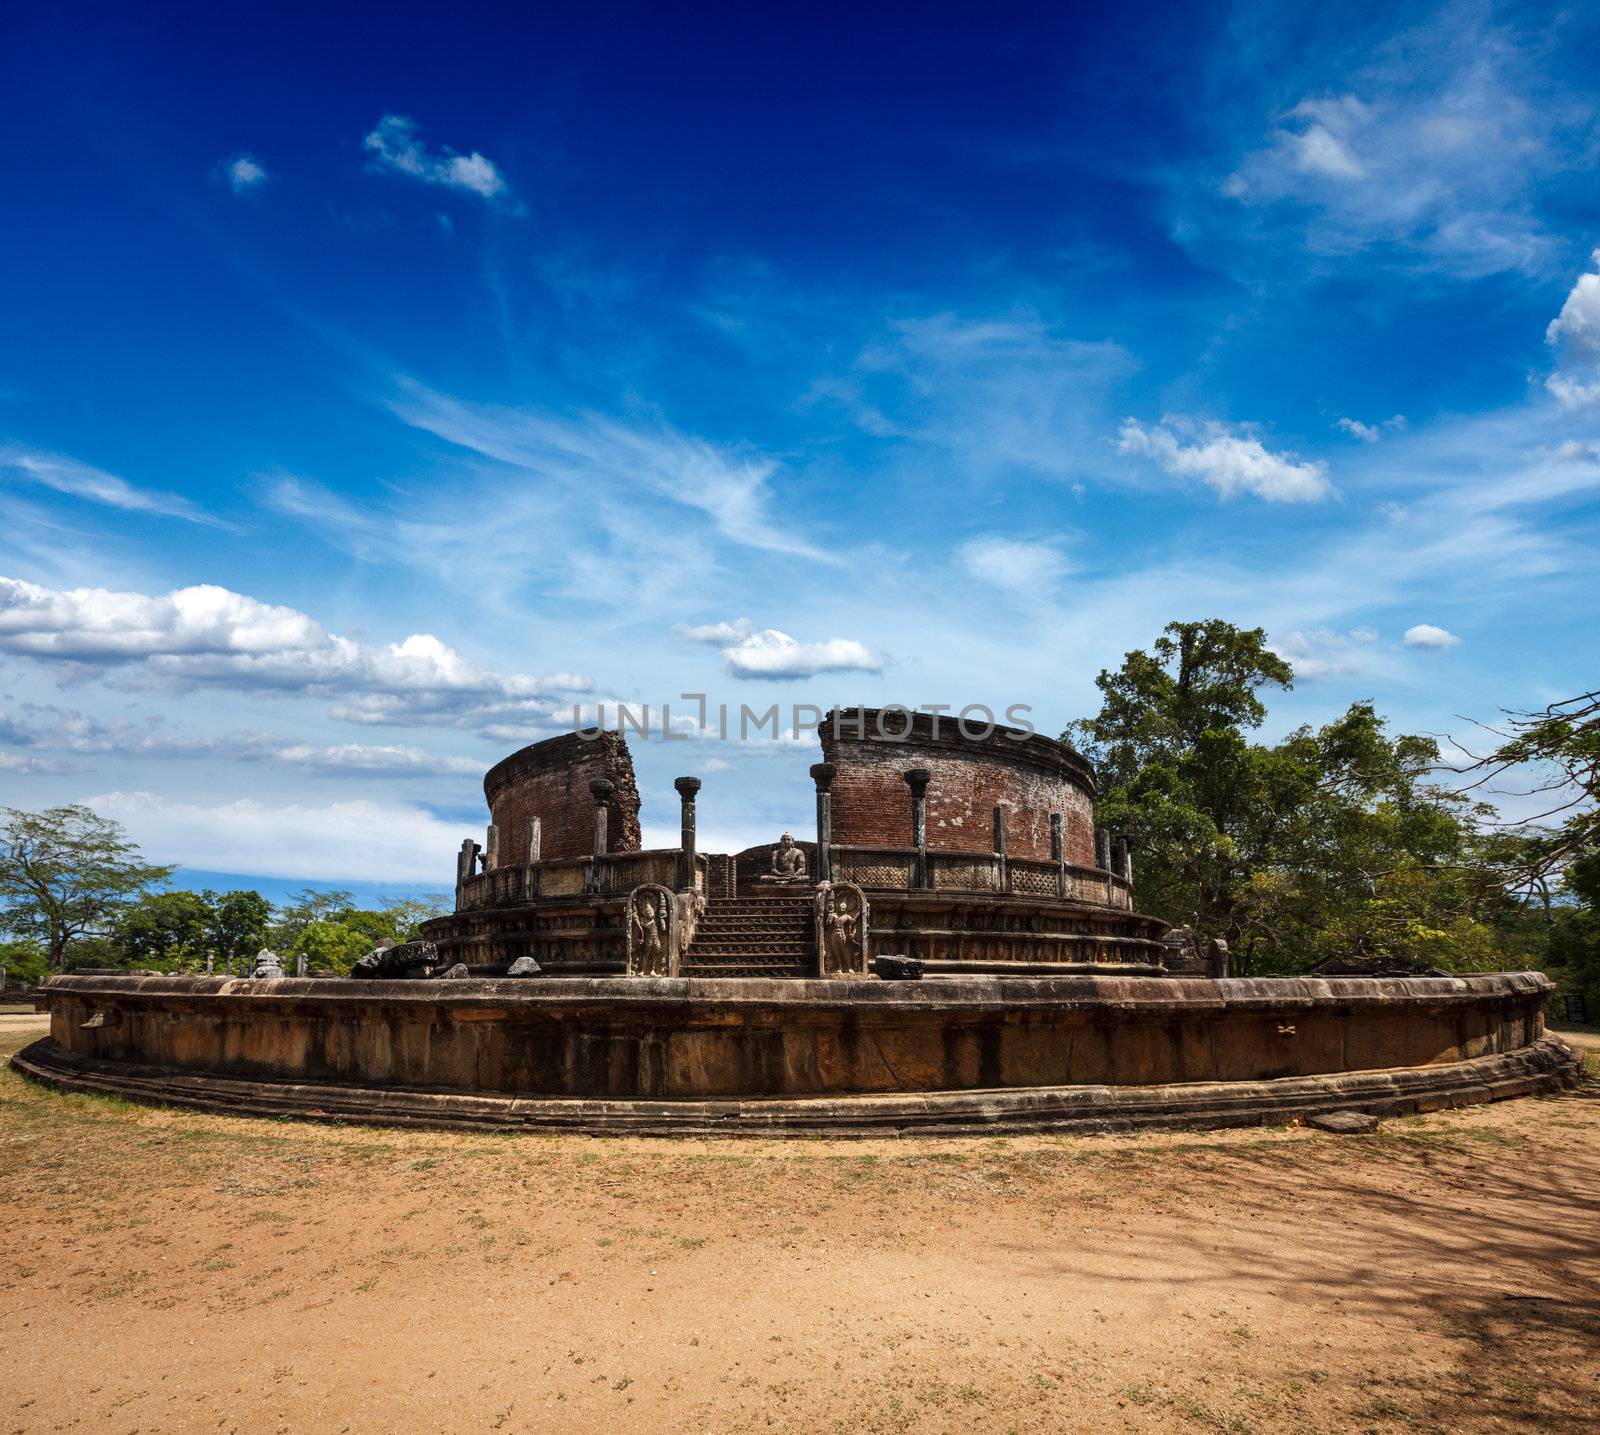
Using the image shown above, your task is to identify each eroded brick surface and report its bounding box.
[820,709,1096,863]
[485,730,642,864]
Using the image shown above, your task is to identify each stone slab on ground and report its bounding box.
[1307,1108,1380,1133]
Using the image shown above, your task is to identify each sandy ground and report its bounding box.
[1,1021,1596,1434]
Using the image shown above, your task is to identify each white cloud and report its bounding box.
[1116,417,1334,502]
[1202,10,1589,280]
[0,576,583,732]
[1545,249,1600,410]
[1403,623,1461,649]
[224,154,267,193]
[0,447,231,527]
[0,703,480,777]
[86,791,463,884]
[387,378,832,561]
[1336,415,1406,443]
[958,536,1071,594]
[674,618,755,645]
[363,115,508,201]
[1270,625,1380,681]
[673,619,882,680]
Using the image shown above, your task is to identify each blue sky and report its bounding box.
[2,0,1597,896]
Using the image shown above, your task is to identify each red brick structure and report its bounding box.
[820,707,1095,865]
[484,730,641,866]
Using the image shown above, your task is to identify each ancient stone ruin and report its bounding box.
[16,706,1581,1136]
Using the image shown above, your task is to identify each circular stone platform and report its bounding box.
[14,971,1579,1136]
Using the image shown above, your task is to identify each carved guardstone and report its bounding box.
[815,881,869,976]
[625,883,677,976]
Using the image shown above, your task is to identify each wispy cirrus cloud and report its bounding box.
[1336,415,1407,443]
[387,378,834,562]
[0,447,234,528]
[958,535,1073,595]
[363,114,509,202]
[1188,4,1595,281]
[1116,417,1334,502]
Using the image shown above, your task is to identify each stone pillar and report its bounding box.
[810,762,836,884]
[1117,837,1134,891]
[674,776,701,891]
[589,779,615,856]
[1096,828,1113,906]
[586,779,615,896]
[527,817,542,864]
[1050,812,1065,898]
[993,805,1008,894]
[484,823,500,871]
[905,768,931,889]
[457,838,481,890]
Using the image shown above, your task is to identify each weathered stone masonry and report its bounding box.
[484,730,641,867]
[820,708,1097,865]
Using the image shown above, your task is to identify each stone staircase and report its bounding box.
[680,894,815,978]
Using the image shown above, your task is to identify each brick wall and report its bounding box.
[484,731,642,866]
[819,709,1098,865]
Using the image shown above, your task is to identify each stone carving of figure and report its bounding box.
[770,832,808,881]
[632,893,664,971]
[250,948,285,979]
[825,892,860,970]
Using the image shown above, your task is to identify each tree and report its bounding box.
[1067,622,1510,975]
[269,888,355,951]
[114,889,212,967]
[0,806,174,970]
[206,889,271,962]
[380,895,452,940]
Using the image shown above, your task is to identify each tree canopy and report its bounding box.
[0,805,174,969]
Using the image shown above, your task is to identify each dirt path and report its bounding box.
[1,1029,1596,1434]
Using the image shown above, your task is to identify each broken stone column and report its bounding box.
[993,804,1008,893]
[457,838,481,887]
[810,762,836,884]
[527,817,542,864]
[1050,812,1065,898]
[674,775,701,890]
[904,768,931,889]
[589,778,615,855]
[485,823,500,871]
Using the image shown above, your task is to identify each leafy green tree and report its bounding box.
[269,888,356,951]
[292,920,374,974]
[380,895,452,940]
[0,806,174,970]
[114,889,213,967]
[0,938,50,990]
[206,889,271,962]
[1068,622,1514,975]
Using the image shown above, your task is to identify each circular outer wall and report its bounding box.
[15,972,1577,1136]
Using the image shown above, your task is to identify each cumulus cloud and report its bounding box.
[1403,623,1461,649]
[0,447,231,527]
[674,618,882,680]
[86,791,464,883]
[223,154,267,193]
[363,115,508,201]
[1116,418,1334,502]
[958,536,1071,594]
[0,577,588,732]
[1546,249,1600,410]
[1336,415,1407,443]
